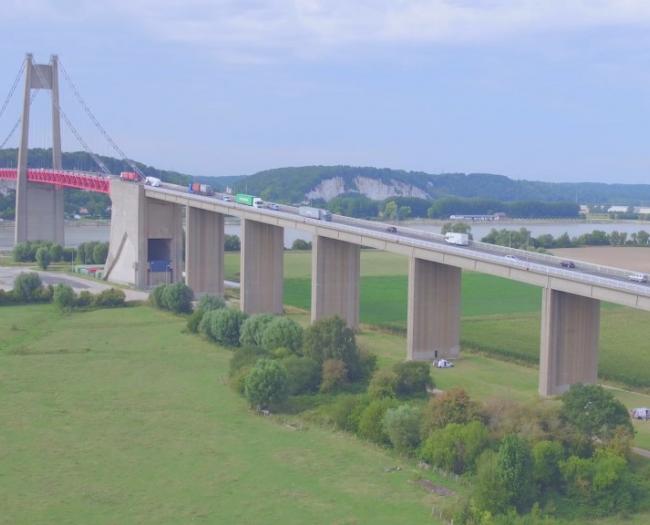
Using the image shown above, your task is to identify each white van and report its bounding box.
[628,272,648,283]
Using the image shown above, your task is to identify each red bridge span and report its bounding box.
[0,168,110,194]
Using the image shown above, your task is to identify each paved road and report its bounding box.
[0,266,149,301]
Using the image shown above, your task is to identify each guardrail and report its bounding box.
[146,186,650,299]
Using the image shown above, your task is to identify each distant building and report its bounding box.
[449,214,504,222]
[579,205,589,214]
[634,207,650,215]
[607,206,629,213]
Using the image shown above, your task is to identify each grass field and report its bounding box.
[226,250,650,388]
[0,304,453,525]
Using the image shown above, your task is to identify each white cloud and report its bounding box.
[9,1,650,61]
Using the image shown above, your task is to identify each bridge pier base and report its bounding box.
[407,258,461,361]
[539,288,600,397]
[15,183,64,245]
[240,219,284,314]
[311,235,360,329]
[185,207,224,296]
[104,180,183,288]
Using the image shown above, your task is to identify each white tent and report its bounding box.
[632,408,650,420]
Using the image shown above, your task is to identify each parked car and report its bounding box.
[628,272,648,283]
[560,260,576,269]
[386,226,397,233]
[434,359,454,368]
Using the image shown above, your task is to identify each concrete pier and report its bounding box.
[240,219,283,314]
[311,235,360,329]
[185,207,224,296]
[539,288,600,397]
[407,258,461,361]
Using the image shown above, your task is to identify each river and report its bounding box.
[1,219,649,251]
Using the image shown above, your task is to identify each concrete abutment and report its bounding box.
[185,207,224,296]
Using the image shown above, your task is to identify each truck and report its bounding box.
[120,171,140,183]
[298,206,332,221]
[188,182,214,196]
[145,176,161,187]
[444,232,469,246]
[235,193,264,208]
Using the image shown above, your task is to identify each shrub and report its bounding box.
[368,369,397,399]
[532,440,564,492]
[150,284,167,308]
[282,355,321,395]
[244,358,288,409]
[93,288,126,307]
[392,361,432,397]
[382,404,422,453]
[186,309,204,333]
[13,272,44,302]
[320,359,348,393]
[496,434,535,513]
[92,242,109,264]
[560,384,633,442]
[358,347,378,381]
[229,346,269,377]
[76,290,94,308]
[224,234,240,251]
[202,308,248,346]
[422,387,482,436]
[0,289,15,306]
[473,450,511,516]
[48,243,63,262]
[161,282,194,313]
[35,246,51,270]
[198,294,226,312]
[291,239,312,250]
[357,398,398,445]
[13,242,32,262]
[261,317,303,353]
[328,395,370,433]
[304,316,361,380]
[53,284,76,311]
[420,421,489,475]
[239,314,276,347]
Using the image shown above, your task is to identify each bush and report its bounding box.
[328,395,370,433]
[198,294,226,312]
[357,398,398,445]
[224,234,240,251]
[0,289,15,306]
[35,247,51,270]
[282,355,321,395]
[473,450,511,516]
[420,421,489,475]
[239,314,276,347]
[561,384,633,442]
[150,284,166,308]
[53,284,76,311]
[320,359,348,393]
[496,434,535,513]
[382,404,422,453]
[291,239,312,250]
[532,440,564,493]
[261,317,303,353]
[304,316,361,380]
[368,369,397,399]
[48,243,63,262]
[229,346,269,377]
[422,388,482,436]
[186,309,204,333]
[201,308,248,346]
[358,347,378,381]
[92,242,109,264]
[93,288,126,308]
[76,290,94,308]
[392,361,432,397]
[13,272,44,302]
[244,358,288,409]
[161,282,194,314]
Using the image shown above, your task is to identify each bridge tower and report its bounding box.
[14,53,64,245]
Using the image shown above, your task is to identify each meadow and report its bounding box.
[226,250,650,388]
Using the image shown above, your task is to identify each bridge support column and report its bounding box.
[407,258,461,361]
[539,288,600,397]
[240,219,283,314]
[104,180,183,288]
[311,236,360,329]
[185,207,224,296]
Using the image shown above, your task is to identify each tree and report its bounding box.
[560,384,633,441]
[496,434,534,512]
[357,398,398,445]
[224,234,240,251]
[441,222,472,235]
[244,358,288,409]
[304,316,361,380]
[291,239,312,250]
[320,359,348,393]
[161,282,194,313]
[13,272,44,302]
[383,200,398,220]
[532,440,564,492]
[48,243,63,262]
[473,450,510,516]
[53,284,76,311]
[382,404,422,453]
[282,355,321,395]
[420,421,489,474]
[92,242,109,264]
[368,369,398,399]
[392,361,432,397]
[239,314,276,347]
[35,247,51,270]
[422,387,482,435]
[261,317,303,353]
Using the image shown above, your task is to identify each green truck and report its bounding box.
[235,193,264,208]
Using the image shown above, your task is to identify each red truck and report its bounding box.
[120,171,140,183]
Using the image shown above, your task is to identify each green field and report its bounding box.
[0,304,452,525]
[226,251,650,388]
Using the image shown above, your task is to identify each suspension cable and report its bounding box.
[31,61,111,175]
[0,60,25,123]
[0,89,39,150]
[58,59,143,177]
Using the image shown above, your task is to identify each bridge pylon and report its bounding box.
[14,53,64,245]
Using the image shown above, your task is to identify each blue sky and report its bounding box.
[2,1,650,183]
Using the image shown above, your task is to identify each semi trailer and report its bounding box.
[298,206,332,221]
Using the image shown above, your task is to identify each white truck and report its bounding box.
[145,176,162,187]
[298,206,332,221]
[444,232,469,246]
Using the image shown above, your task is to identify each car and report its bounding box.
[504,254,519,262]
[628,272,648,283]
[222,195,233,202]
[386,226,397,233]
[560,260,576,269]
[268,203,280,211]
